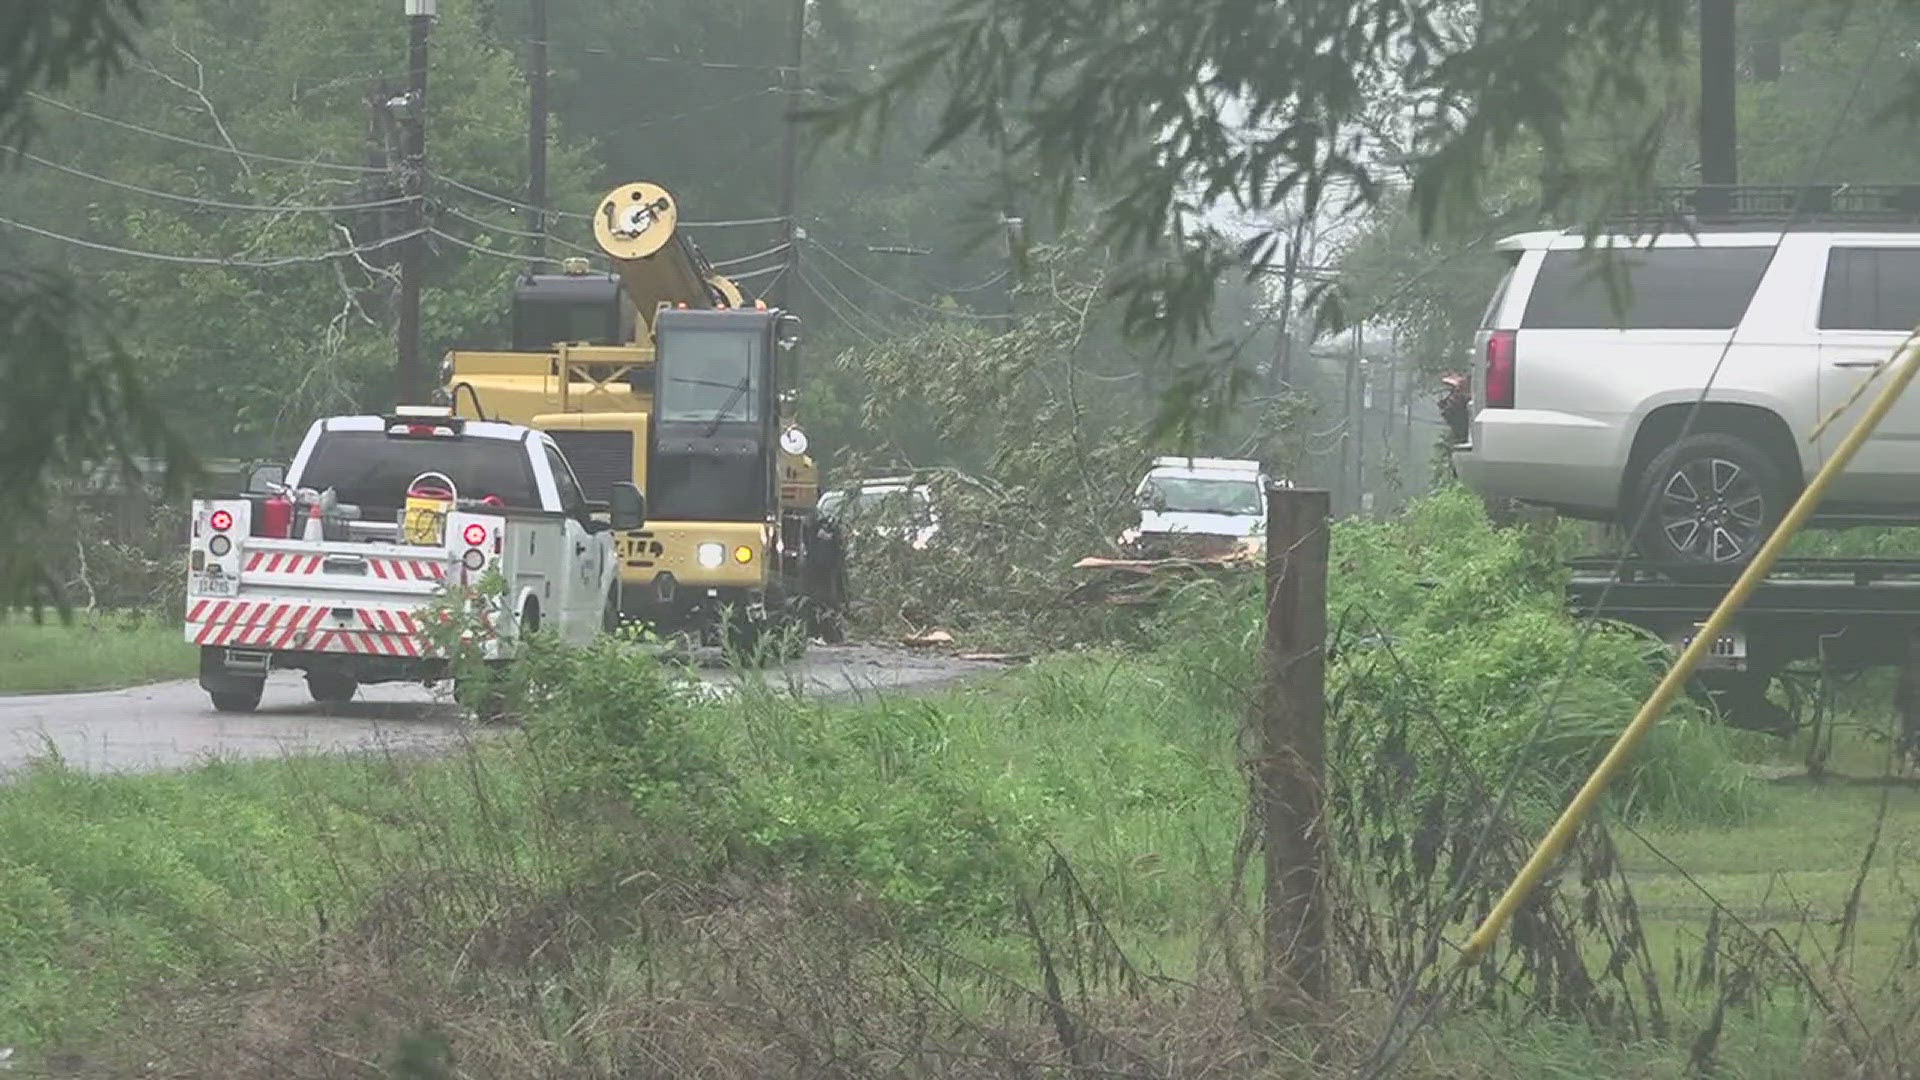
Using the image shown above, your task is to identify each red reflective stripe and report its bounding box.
[400,611,419,634]
[261,604,289,631]
[306,607,328,630]
[313,631,334,652]
[428,562,446,581]
[205,601,230,625]
[244,552,262,572]
[265,553,284,573]
[221,602,250,626]
[376,610,398,634]
[275,621,303,650]
[187,600,207,622]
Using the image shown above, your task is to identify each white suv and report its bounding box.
[1454,200,1920,571]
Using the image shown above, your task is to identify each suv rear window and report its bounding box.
[300,431,540,515]
[1522,247,1775,330]
[1819,248,1920,331]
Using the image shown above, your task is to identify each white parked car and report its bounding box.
[1453,189,1920,573]
[816,477,940,550]
[1120,457,1274,558]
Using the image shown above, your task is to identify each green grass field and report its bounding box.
[1,640,1913,1077]
[0,613,195,693]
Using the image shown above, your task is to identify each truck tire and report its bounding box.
[209,682,264,714]
[1629,432,1788,581]
[306,671,357,704]
[602,584,622,636]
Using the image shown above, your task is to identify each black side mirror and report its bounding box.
[246,463,287,493]
[609,482,646,530]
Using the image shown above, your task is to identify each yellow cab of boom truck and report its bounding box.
[438,181,837,648]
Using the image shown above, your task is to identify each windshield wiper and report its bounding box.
[704,376,753,437]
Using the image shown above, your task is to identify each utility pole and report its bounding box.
[1349,324,1365,515]
[1338,352,1355,517]
[1699,0,1737,190]
[1260,485,1330,1009]
[527,0,547,264]
[396,0,434,406]
[772,0,806,311]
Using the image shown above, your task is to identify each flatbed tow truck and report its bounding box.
[1565,556,1920,749]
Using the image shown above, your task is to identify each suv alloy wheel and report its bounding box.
[1629,432,1788,578]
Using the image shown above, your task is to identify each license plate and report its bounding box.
[1674,623,1746,664]
[192,572,239,597]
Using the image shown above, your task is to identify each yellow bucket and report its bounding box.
[402,473,456,546]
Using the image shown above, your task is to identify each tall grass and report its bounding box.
[6,488,1911,1077]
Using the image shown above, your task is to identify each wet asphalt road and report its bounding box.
[0,644,1001,775]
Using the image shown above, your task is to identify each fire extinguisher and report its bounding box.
[259,489,294,539]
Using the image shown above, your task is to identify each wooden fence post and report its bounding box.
[1261,485,1330,1007]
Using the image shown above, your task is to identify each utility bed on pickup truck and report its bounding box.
[186,409,640,713]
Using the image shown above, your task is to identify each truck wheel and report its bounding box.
[306,672,357,704]
[602,584,622,636]
[1629,432,1787,581]
[722,614,764,662]
[458,676,510,723]
[209,682,264,714]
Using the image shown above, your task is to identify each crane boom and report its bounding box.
[591,181,743,338]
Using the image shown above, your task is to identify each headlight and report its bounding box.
[696,542,725,569]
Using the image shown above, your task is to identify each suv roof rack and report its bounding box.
[1599,184,1920,231]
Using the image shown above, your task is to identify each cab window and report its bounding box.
[544,445,587,517]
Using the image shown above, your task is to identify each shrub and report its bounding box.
[1154,484,1756,825]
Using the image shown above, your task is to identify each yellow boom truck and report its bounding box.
[440,181,845,652]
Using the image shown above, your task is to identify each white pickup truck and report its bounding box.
[185,408,643,712]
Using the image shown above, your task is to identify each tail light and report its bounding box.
[462,523,489,547]
[208,509,235,532]
[1484,330,1516,409]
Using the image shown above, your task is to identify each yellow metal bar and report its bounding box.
[1459,337,1920,965]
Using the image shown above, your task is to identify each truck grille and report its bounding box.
[546,430,634,502]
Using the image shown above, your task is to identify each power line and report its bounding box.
[725,263,785,282]
[753,264,789,301]
[0,215,424,268]
[432,172,589,221]
[25,92,386,174]
[439,205,597,257]
[807,236,1004,320]
[430,171,790,229]
[1,147,413,214]
[425,227,549,264]
[710,241,791,270]
[800,262,903,341]
[796,268,882,348]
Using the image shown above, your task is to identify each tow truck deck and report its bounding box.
[1565,556,1920,738]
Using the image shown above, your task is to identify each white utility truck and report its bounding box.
[185,407,642,712]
